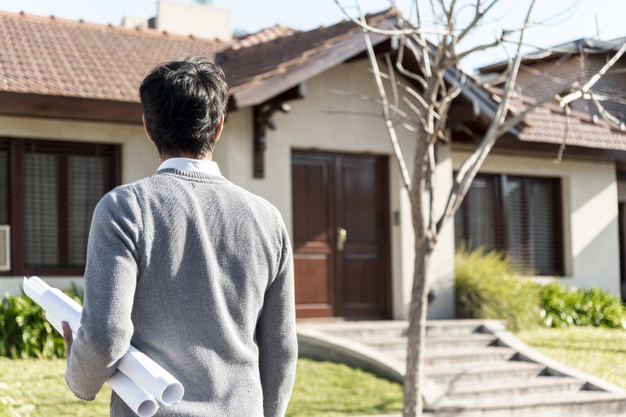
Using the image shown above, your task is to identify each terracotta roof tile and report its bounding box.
[520,102,626,151]
[0,10,228,102]
[4,9,624,155]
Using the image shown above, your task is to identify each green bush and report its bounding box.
[455,248,542,332]
[0,284,83,359]
[541,282,626,329]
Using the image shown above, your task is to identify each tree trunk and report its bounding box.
[403,134,432,417]
[403,238,431,416]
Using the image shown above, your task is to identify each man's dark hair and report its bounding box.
[139,56,229,157]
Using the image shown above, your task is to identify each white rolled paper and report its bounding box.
[45,313,160,417]
[107,372,160,417]
[118,346,184,406]
[45,313,65,335]
[41,288,82,333]
[23,276,184,415]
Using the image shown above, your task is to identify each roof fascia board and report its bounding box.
[0,91,143,124]
[454,138,626,162]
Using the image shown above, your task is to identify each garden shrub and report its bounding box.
[0,284,82,359]
[455,248,542,332]
[541,282,626,329]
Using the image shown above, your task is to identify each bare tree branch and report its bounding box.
[439,0,538,234]
[590,93,626,130]
[362,27,413,191]
[332,0,453,36]
[427,142,437,244]
[554,105,571,164]
[495,87,573,136]
[456,0,500,43]
[316,109,388,118]
[373,70,432,115]
[402,96,430,130]
[386,53,400,109]
[322,87,421,127]
[395,40,429,89]
[560,41,626,106]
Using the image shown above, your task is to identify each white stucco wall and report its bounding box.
[216,60,456,319]
[0,115,155,293]
[453,151,621,295]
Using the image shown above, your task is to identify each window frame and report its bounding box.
[1,137,121,277]
[455,172,565,276]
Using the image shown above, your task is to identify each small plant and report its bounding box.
[0,283,83,359]
[455,247,542,332]
[541,282,626,329]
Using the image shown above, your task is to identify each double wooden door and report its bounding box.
[292,151,390,319]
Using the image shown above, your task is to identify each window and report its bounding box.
[454,173,563,276]
[0,138,120,276]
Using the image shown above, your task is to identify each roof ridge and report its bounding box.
[222,6,396,54]
[0,9,232,45]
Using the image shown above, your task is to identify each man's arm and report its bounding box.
[65,187,141,400]
[257,226,298,417]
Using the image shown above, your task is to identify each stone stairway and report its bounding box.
[297,319,626,416]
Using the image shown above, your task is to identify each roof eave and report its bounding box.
[0,91,143,124]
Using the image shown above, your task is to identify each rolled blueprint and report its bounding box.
[23,276,184,414]
[46,314,159,417]
[118,346,184,406]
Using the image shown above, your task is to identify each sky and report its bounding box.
[0,0,625,71]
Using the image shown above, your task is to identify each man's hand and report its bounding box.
[62,321,73,359]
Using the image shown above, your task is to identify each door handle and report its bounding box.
[337,227,347,251]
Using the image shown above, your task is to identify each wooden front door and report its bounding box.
[292,151,390,319]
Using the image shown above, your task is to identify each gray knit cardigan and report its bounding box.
[65,169,297,417]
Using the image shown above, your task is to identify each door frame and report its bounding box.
[291,149,392,319]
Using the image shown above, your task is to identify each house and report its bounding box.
[1,2,625,322]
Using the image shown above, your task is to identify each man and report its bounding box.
[62,56,298,416]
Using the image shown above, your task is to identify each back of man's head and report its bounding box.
[139,56,229,158]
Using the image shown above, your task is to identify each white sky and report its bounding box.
[0,0,624,71]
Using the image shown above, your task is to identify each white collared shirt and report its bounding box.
[157,158,222,176]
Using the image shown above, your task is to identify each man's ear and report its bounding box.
[142,114,155,144]
[214,116,225,143]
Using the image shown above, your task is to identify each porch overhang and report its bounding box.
[0,91,142,124]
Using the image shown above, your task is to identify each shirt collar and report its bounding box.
[157,158,221,176]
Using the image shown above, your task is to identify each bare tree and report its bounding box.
[333,1,626,416]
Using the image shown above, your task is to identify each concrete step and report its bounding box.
[298,319,492,340]
[424,320,490,337]
[301,320,409,339]
[354,334,498,351]
[430,390,626,417]
[444,376,584,401]
[420,346,516,367]
[426,361,545,386]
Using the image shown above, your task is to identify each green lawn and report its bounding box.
[517,326,626,388]
[0,358,403,417]
[0,358,111,417]
[4,327,625,417]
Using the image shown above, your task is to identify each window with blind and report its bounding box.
[454,173,564,276]
[0,138,120,276]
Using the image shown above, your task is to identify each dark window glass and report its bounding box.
[455,173,563,276]
[0,138,120,275]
